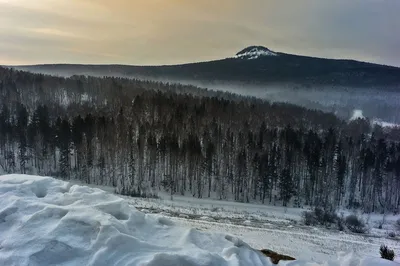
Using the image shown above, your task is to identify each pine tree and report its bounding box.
[205,138,215,198]
[59,119,71,179]
[71,115,84,178]
[279,168,295,206]
[17,104,28,174]
[128,124,136,192]
[336,155,346,206]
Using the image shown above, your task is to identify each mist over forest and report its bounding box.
[13,64,400,125]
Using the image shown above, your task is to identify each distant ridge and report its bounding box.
[9,46,400,89]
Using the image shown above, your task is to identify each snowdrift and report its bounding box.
[0,174,397,266]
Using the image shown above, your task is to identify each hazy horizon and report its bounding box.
[1,0,400,67]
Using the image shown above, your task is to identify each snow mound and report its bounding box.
[235,46,277,60]
[0,174,397,266]
[0,174,272,266]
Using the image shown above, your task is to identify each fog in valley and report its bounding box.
[11,66,400,127]
[204,83,400,125]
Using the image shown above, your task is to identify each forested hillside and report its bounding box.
[1,67,399,213]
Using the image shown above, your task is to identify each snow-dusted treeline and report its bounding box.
[1,66,400,213]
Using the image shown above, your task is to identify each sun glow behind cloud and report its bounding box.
[0,0,399,66]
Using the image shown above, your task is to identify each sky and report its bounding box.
[0,0,399,66]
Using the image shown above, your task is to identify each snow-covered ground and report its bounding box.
[128,192,400,234]
[127,193,400,263]
[1,174,399,266]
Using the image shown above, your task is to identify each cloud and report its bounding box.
[0,0,399,66]
[24,28,86,39]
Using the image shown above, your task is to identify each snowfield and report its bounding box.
[0,174,399,266]
[127,194,400,263]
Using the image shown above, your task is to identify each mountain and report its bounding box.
[11,46,400,89]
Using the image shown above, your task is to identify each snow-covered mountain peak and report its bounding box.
[235,46,278,60]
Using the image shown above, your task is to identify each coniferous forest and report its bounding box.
[1,66,400,213]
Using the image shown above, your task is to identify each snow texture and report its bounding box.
[0,174,398,266]
[129,192,400,263]
[235,46,277,60]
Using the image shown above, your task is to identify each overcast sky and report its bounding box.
[0,0,399,66]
